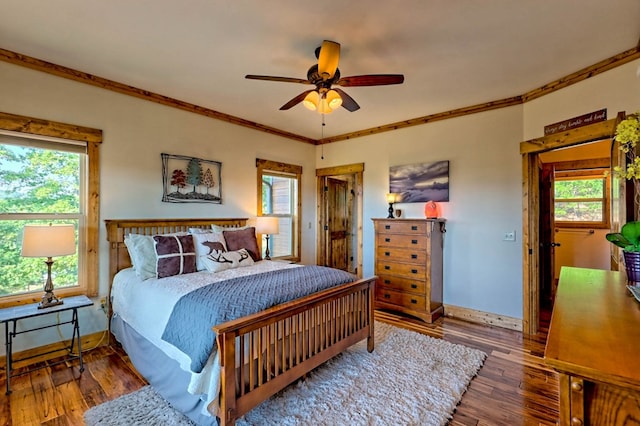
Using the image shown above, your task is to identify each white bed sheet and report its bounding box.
[111,260,298,416]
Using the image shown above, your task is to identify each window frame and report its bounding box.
[0,112,101,307]
[553,166,611,229]
[256,158,302,262]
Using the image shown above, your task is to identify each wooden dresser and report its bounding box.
[544,267,640,425]
[372,218,445,323]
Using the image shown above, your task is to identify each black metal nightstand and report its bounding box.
[0,294,94,394]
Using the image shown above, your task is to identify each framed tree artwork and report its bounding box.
[161,153,222,203]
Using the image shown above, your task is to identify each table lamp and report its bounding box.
[255,217,279,260]
[21,224,76,309]
[386,193,399,218]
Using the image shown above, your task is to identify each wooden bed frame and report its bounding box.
[105,218,376,426]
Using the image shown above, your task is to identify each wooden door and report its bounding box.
[326,177,349,271]
[539,162,556,308]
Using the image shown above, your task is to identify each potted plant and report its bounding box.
[606,112,640,281]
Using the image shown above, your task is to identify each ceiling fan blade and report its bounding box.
[245,75,311,85]
[318,40,340,80]
[279,90,315,110]
[336,74,404,87]
[333,88,360,112]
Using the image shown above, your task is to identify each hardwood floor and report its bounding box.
[0,312,558,425]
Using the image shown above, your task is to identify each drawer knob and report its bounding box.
[411,254,417,259]
[411,239,417,244]
[411,284,417,289]
[384,279,391,284]
[385,238,391,242]
[384,252,390,256]
[384,294,391,299]
[384,265,390,270]
[411,299,417,304]
[411,269,418,274]
[385,225,390,229]
[570,417,583,426]
[411,226,417,230]
[571,381,583,392]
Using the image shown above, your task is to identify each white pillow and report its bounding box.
[124,234,157,280]
[202,248,255,273]
[210,224,250,233]
[192,232,228,271]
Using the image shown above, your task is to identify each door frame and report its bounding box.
[316,163,364,277]
[520,116,621,334]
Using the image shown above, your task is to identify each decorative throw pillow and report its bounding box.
[223,227,262,261]
[192,232,227,271]
[202,248,255,273]
[125,232,189,280]
[153,234,197,278]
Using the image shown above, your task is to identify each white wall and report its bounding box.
[524,60,640,139]
[317,107,525,318]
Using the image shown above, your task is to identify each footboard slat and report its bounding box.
[214,277,376,426]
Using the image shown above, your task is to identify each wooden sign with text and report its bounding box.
[544,109,607,135]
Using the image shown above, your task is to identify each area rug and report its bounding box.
[84,322,486,426]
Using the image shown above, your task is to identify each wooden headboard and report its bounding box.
[104,217,248,284]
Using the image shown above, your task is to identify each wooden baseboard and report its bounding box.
[444,304,522,331]
[0,330,108,370]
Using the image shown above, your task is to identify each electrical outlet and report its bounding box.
[503,231,516,242]
[99,297,107,314]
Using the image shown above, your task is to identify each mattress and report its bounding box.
[110,260,299,416]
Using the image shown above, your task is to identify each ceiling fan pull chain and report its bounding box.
[321,115,325,160]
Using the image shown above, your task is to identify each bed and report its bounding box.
[105,218,376,426]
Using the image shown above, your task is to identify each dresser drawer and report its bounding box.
[376,247,426,263]
[377,233,427,250]
[377,275,426,294]
[376,288,426,310]
[375,220,427,235]
[376,261,425,279]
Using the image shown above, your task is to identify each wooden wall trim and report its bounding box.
[0,111,102,143]
[0,48,315,145]
[520,118,619,154]
[444,304,523,331]
[1,45,638,145]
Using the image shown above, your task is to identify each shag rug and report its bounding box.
[84,322,486,426]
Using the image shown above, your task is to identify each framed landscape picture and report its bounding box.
[161,153,222,203]
[389,160,449,202]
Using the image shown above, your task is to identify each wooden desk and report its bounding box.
[544,267,640,425]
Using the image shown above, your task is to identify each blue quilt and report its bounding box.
[161,265,356,373]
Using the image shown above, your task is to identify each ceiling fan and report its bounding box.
[245,40,404,114]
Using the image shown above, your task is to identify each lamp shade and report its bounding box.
[303,91,320,111]
[255,217,279,235]
[326,90,342,109]
[386,193,399,203]
[21,224,76,258]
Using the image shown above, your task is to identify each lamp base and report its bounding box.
[39,291,63,309]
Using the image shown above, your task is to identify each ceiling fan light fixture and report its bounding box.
[318,98,333,114]
[303,91,320,111]
[326,90,342,109]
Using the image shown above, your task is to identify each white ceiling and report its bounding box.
[1,0,639,140]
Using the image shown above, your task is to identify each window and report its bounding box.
[0,112,101,307]
[554,168,610,228]
[256,159,301,261]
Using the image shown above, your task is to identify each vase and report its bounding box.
[623,251,640,282]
